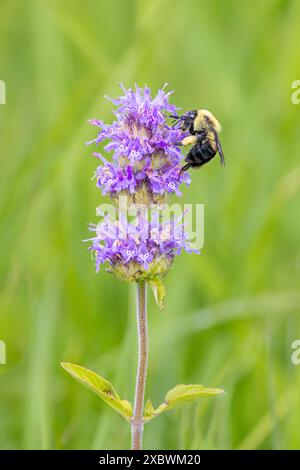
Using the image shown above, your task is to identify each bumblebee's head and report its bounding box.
[180,109,197,131]
[169,109,197,131]
[196,109,222,133]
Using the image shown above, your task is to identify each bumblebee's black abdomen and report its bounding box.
[185,140,216,168]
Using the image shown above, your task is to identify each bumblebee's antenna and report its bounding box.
[168,113,190,127]
[167,114,181,126]
[163,113,181,127]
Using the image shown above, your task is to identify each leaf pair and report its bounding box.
[61,362,224,423]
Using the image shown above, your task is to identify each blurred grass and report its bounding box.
[1,0,300,449]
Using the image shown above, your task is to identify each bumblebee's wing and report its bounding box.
[216,135,225,166]
[211,126,225,166]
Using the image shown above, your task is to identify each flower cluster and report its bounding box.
[86,84,199,285]
[88,84,190,204]
[87,213,198,282]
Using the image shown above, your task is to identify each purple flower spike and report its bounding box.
[87,213,198,281]
[88,84,190,203]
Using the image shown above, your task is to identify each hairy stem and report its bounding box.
[131,280,148,450]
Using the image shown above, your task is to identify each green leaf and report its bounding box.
[149,278,166,310]
[144,383,224,422]
[61,362,133,422]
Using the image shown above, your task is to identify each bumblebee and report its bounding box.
[170,109,225,173]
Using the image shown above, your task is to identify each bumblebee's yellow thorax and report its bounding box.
[194,109,222,133]
[193,114,205,132]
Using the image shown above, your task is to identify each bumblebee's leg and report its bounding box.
[180,144,206,173]
[179,162,191,174]
[182,135,197,146]
[179,144,201,173]
[174,135,197,147]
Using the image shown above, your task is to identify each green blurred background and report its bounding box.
[1,0,300,450]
